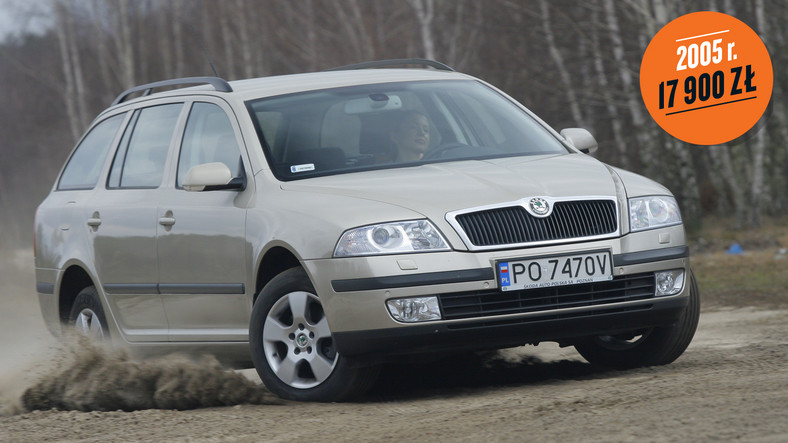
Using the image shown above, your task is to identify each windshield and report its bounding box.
[246,80,567,180]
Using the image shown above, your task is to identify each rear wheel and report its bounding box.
[249,267,378,401]
[68,286,108,340]
[574,270,700,369]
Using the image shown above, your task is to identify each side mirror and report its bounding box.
[560,128,598,154]
[183,162,244,192]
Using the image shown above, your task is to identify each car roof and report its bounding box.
[108,68,475,111]
[228,68,474,100]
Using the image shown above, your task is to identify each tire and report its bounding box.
[574,270,700,369]
[249,267,378,402]
[68,286,109,340]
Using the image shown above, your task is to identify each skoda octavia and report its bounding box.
[35,59,699,401]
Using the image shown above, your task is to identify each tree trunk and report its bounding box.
[747,0,768,227]
[305,0,319,71]
[766,76,788,216]
[442,1,480,70]
[158,2,174,79]
[236,0,254,78]
[349,0,375,61]
[91,0,116,103]
[703,148,731,214]
[67,7,89,133]
[332,0,375,62]
[539,0,586,128]
[54,0,81,142]
[408,0,436,60]
[590,3,628,167]
[709,145,748,227]
[669,138,701,226]
[603,0,657,174]
[219,2,237,79]
[115,0,135,88]
[172,0,185,78]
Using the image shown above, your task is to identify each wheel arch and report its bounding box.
[254,246,302,303]
[58,264,96,324]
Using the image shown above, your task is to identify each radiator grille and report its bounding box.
[439,273,655,320]
[455,199,617,247]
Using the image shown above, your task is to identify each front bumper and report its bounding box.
[304,227,691,361]
[334,294,687,362]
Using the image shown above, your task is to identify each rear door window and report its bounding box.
[57,113,126,190]
[107,104,183,188]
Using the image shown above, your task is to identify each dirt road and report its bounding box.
[2,250,787,442]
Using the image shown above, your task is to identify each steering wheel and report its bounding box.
[422,142,472,160]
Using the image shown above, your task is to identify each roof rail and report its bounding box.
[111,76,233,106]
[326,58,455,72]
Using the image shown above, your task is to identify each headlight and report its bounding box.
[334,220,450,257]
[629,196,682,232]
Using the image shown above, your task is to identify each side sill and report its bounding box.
[103,283,245,295]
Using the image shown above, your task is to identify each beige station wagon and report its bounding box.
[35,59,699,401]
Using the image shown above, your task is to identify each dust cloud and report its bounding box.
[19,337,279,412]
[0,249,278,415]
[0,248,56,416]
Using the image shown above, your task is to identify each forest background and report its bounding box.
[1,0,786,252]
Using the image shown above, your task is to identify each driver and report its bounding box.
[390,110,431,162]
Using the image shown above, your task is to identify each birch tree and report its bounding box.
[602,0,658,175]
[589,4,628,167]
[90,1,118,103]
[218,3,237,79]
[235,0,254,78]
[539,0,587,128]
[115,0,135,89]
[54,0,87,141]
[407,0,436,60]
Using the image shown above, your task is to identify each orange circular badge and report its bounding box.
[640,11,773,145]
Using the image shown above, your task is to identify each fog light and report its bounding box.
[655,269,685,296]
[386,296,441,322]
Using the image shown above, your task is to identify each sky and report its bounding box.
[0,0,52,42]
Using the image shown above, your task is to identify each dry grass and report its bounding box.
[689,217,788,310]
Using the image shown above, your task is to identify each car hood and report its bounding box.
[280,154,621,218]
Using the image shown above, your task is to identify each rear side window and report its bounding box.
[57,114,125,190]
[108,104,183,188]
[177,102,243,187]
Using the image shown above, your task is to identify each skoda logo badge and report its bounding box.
[529,198,550,216]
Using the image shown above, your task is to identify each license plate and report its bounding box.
[497,250,612,291]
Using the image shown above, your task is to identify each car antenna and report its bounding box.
[186,21,221,78]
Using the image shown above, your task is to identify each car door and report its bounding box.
[156,100,251,342]
[91,102,185,342]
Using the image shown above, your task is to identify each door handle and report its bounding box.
[159,210,176,231]
[87,211,101,231]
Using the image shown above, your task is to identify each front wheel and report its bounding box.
[574,270,700,369]
[249,267,378,401]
